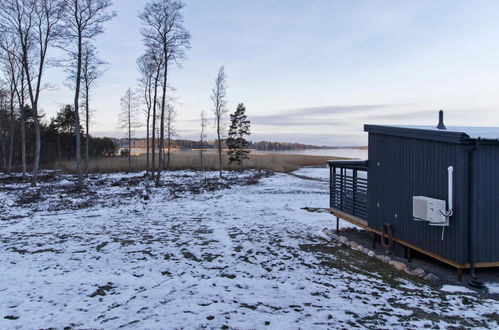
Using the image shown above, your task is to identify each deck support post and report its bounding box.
[457,268,463,282]
[336,217,339,234]
[405,247,412,262]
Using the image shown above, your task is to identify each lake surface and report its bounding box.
[257,148,368,159]
[121,148,368,160]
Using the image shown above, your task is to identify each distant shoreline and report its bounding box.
[116,147,369,160]
[117,146,368,153]
[113,137,367,152]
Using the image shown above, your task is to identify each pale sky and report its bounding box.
[39,0,499,146]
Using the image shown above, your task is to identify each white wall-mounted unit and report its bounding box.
[413,196,447,225]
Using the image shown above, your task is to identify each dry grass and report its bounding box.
[55,152,347,173]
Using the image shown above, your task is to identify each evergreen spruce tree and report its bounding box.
[227,103,251,171]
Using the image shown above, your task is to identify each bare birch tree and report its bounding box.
[139,0,190,185]
[164,103,175,169]
[211,66,227,178]
[61,0,115,187]
[12,45,28,176]
[199,110,207,170]
[118,87,140,172]
[0,34,29,176]
[80,42,105,172]
[137,52,156,176]
[149,51,163,178]
[0,0,66,186]
[0,89,7,170]
[0,36,19,173]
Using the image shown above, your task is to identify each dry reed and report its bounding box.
[54,152,346,173]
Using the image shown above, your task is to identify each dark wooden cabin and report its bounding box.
[328,112,499,276]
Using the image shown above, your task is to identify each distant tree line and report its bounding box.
[113,138,321,152]
[0,103,116,169]
[248,141,320,151]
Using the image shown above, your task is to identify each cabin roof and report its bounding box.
[364,124,499,144]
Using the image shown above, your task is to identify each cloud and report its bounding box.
[252,118,347,127]
[97,103,412,145]
[250,103,401,127]
[181,103,404,127]
[361,109,436,121]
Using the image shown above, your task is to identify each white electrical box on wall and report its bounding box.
[413,196,447,224]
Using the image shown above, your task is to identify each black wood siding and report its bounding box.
[473,145,499,263]
[367,133,471,264]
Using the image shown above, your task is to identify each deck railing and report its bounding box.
[327,160,368,220]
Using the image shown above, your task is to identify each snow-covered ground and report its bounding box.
[0,168,498,329]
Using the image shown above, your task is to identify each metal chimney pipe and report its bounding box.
[437,110,447,130]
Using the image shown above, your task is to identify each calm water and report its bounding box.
[258,148,368,159]
[121,148,368,160]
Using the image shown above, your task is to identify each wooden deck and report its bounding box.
[330,208,499,270]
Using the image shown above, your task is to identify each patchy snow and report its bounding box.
[292,165,329,181]
[58,179,73,186]
[441,285,475,294]
[0,168,498,329]
[486,283,499,294]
